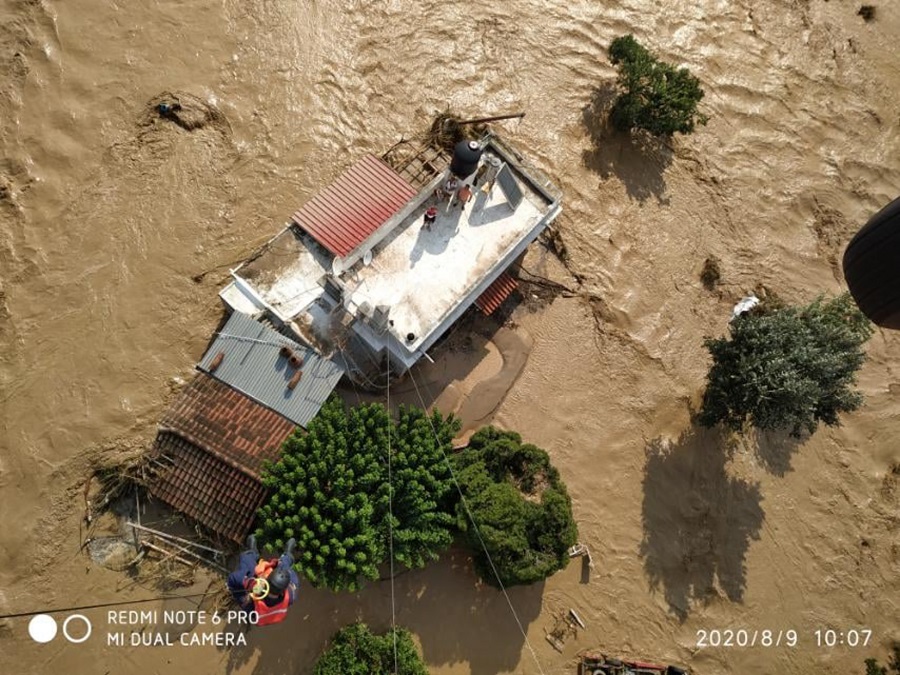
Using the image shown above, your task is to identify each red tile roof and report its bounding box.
[291,154,417,258]
[148,374,299,542]
[474,271,519,315]
[159,374,296,477]
[150,432,266,543]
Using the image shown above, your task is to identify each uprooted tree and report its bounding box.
[699,293,873,436]
[454,426,578,587]
[256,397,459,591]
[608,34,708,136]
[313,623,428,675]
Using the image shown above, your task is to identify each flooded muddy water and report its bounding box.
[2,0,899,673]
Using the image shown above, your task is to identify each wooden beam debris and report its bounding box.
[569,608,586,629]
[126,521,224,557]
[455,112,526,126]
[142,540,194,567]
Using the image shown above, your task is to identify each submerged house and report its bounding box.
[220,134,562,382]
[148,130,562,542]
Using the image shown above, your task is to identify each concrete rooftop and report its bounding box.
[343,179,545,350]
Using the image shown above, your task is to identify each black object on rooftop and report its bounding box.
[843,195,900,330]
[450,140,484,179]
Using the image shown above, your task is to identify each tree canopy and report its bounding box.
[608,34,707,136]
[313,623,428,675]
[865,643,900,675]
[257,401,577,591]
[699,293,873,436]
[454,427,578,587]
[256,397,459,591]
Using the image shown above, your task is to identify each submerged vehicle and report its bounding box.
[579,653,688,675]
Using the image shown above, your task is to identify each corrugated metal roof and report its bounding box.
[150,432,266,543]
[474,271,519,315]
[290,154,417,258]
[160,373,296,478]
[197,311,344,428]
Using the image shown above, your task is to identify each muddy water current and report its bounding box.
[1,1,899,673]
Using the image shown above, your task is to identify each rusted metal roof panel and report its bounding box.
[160,373,295,478]
[198,311,344,428]
[291,154,417,258]
[474,271,518,315]
[149,432,267,544]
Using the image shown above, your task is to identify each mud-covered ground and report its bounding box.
[1,1,898,673]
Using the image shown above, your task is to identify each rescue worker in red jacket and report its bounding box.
[227,535,299,626]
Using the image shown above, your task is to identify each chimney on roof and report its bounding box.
[209,351,225,372]
[288,370,303,390]
[289,353,304,369]
[279,345,294,359]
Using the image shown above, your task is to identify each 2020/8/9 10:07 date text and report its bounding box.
[696,629,873,648]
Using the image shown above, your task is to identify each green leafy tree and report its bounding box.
[313,623,428,675]
[454,427,578,587]
[608,34,707,136]
[699,293,873,436]
[378,406,459,569]
[257,398,459,591]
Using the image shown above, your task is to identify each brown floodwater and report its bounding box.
[2,0,899,673]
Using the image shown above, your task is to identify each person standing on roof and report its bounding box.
[457,184,473,210]
[444,175,459,204]
[227,535,299,626]
[423,206,438,231]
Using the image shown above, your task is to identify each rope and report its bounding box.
[335,343,363,405]
[385,356,399,674]
[0,592,211,621]
[406,363,547,675]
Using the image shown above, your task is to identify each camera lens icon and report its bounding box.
[28,615,57,643]
[28,614,92,644]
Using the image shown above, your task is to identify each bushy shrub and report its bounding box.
[700,256,721,289]
[313,623,428,675]
[454,427,577,587]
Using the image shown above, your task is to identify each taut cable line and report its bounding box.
[385,355,399,675]
[406,362,547,675]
